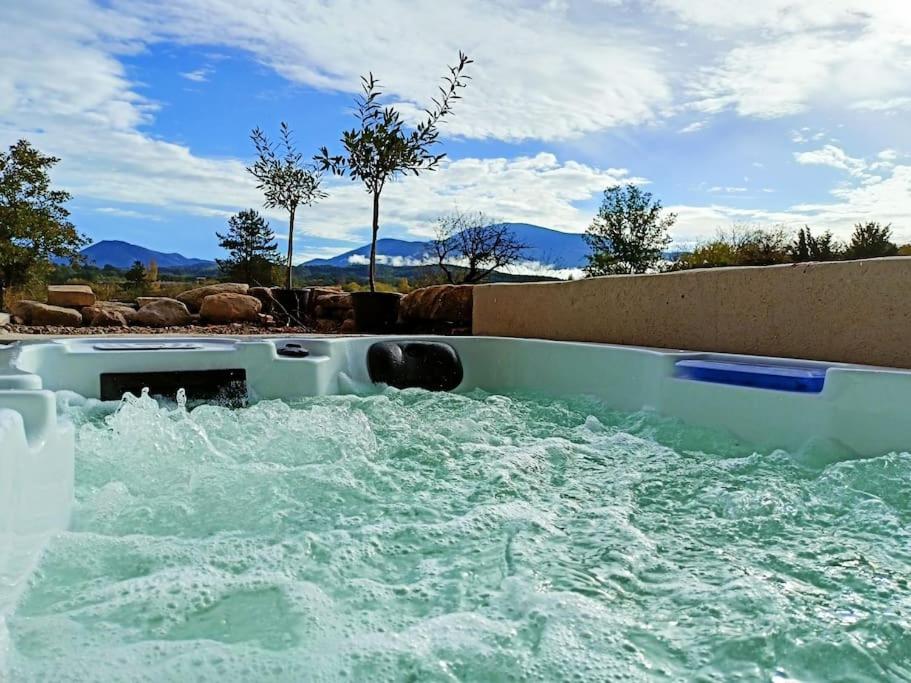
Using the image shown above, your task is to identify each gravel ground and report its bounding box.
[2,323,317,336]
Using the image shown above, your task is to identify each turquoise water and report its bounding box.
[7,388,911,681]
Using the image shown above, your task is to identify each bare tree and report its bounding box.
[248,122,325,289]
[430,211,527,284]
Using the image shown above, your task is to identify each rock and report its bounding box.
[25,302,84,326]
[81,301,136,325]
[131,298,191,327]
[339,318,357,334]
[249,287,276,313]
[176,283,249,312]
[314,305,350,321]
[90,308,129,327]
[314,293,352,311]
[136,296,173,308]
[314,318,341,334]
[257,313,275,326]
[400,285,473,324]
[0,312,10,327]
[199,293,262,323]
[47,284,95,308]
[10,300,38,321]
[305,287,343,314]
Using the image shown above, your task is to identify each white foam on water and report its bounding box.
[5,389,911,681]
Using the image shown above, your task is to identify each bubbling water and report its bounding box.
[7,388,911,681]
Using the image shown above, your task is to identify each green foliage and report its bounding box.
[845,221,898,259]
[124,260,147,288]
[0,139,88,308]
[669,240,738,270]
[216,209,280,285]
[723,226,791,266]
[672,224,853,271]
[248,122,325,289]
[671,226,792,271]
[341,280,399,293]
[791,227,843,262]
[316,52,472,292]
[584,184,675,276]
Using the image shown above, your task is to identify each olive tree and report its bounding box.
[248,122,325,289]
[316,52,472,292]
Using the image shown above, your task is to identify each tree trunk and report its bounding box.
[286,206,295,290]
[369,191,380,293]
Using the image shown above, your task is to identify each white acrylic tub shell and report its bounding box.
[2,335,911,667]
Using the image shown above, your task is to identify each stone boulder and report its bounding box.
[199,293,262,323]
[131,298,191,327]
[305,287,343,314]
[248,286,276,314]
[12,300,83,326]
[400,285,473,324]
[90,308,129,327]
[314,292,352,311]
[81,301,136,325]
[176,283,249,312]
[136,296,173,308]
[10,300,38,321]
[313,292,353,321]
[47,284,95,308]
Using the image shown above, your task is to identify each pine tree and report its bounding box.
[124,260,146,288]
[216,209,280,285]
[845,222,898,260]
[792,227,810,262]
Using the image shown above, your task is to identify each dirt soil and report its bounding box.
[3,323,316,336]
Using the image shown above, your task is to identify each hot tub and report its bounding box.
[2,335,910,680]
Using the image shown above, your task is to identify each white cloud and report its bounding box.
[708,186,748,194]
[2,0,910,267]
[118,0,673,142]
[851,97,911,112]
[315,152,636,238]
[93,206,163,221]
[678,121,706,134]
[179,68,211,82]
[794,145,868,176]
[653,0,869,32]
[672,161,911,245]
[677,2,911,118]
[346,253,585,280]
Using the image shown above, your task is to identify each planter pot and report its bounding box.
[351,291,401,333]
[271,288,310,325]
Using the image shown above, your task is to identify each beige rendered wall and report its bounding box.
[473,257,911,368]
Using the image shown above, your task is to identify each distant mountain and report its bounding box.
[306,238,431,268]
[304,224,589,270]
[80,240,216,270]
[294,263,557,286]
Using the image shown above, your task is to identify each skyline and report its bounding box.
[2,0,910,263]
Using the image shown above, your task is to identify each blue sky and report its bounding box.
[2,0,910,265]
